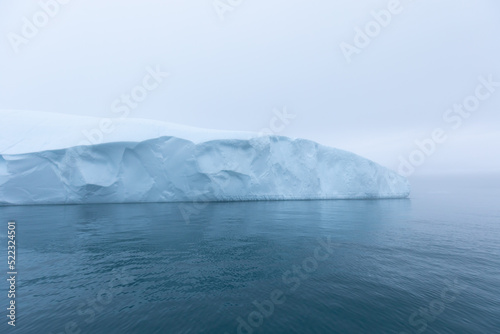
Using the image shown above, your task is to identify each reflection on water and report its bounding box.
[0,180,499,333]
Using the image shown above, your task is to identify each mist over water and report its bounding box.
[0,175,499,333]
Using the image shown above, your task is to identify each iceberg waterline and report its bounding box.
[0,135,410,205]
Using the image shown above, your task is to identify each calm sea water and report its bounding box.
[0,175,499,334]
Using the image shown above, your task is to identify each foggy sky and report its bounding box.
[1,0,499,176]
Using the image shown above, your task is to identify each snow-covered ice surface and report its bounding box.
[0,110,256,155]
[0,111,410,205]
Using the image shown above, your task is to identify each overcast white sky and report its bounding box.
[0,0,499,176]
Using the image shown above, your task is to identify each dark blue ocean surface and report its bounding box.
[0,175,499,333]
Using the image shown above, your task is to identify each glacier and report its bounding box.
[0,111,410,205]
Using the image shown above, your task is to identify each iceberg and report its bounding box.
[0,111,410,205]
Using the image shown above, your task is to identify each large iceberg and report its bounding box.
[0,111,410,205]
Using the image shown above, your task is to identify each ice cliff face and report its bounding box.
[0,135,410,205]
